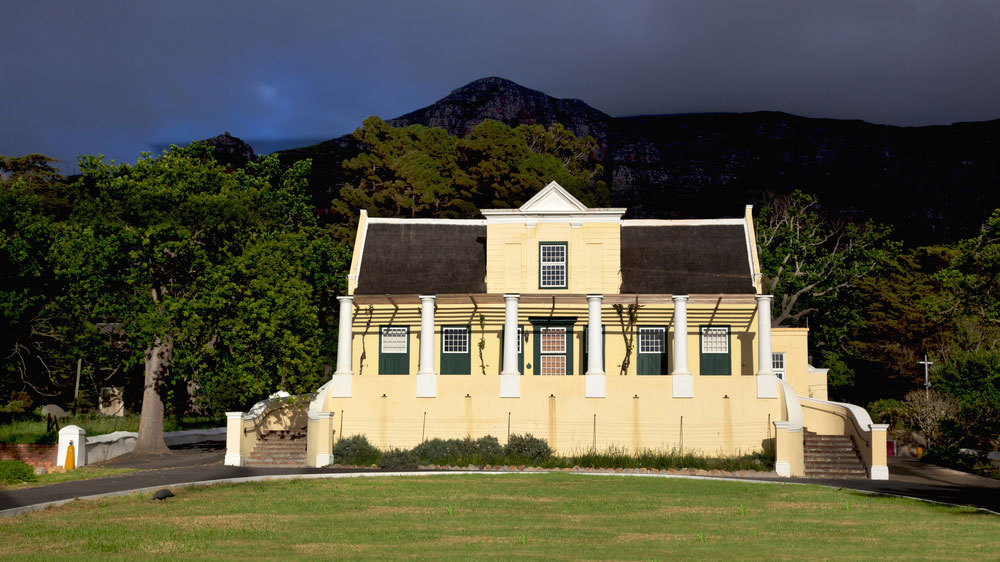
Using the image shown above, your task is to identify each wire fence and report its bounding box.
[335,411,773,455]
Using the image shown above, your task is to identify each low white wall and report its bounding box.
[84,427,226,465]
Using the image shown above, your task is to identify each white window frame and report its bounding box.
[443,327,469,354]
[539,326,567,375]
[380,327,408,354]
[701,326,729,354]
[539,243,567,289]
[517,326,522,354]
[772,352,785,380]
[638,327,666,354]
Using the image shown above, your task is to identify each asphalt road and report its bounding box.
[2,444,998,517]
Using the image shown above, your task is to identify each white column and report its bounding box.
[332,295,354,397]
[500,294,520,398]
[224,412,244,466]
[417,295,437,397]
[756,294,778,398]
[671,295,693,398]
[585,294,605,398]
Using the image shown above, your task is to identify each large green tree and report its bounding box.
[56,147,343,453]
[755,190,898,397]
[330,116,607,240]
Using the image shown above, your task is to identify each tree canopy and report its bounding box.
[329,116,607,240]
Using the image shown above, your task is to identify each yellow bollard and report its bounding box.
[65,440,76,470]
[916,446,923,459]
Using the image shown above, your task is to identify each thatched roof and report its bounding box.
[354,220,754,295]
[355,222,487,294]
[619,224,755,294]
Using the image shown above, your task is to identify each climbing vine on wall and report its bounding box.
[358,305,374,376]
[613,298,642,376]
[478,314,487,375]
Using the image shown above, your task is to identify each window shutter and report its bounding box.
[699,325,731,375]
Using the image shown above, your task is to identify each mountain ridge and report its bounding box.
[275,77,1000,243]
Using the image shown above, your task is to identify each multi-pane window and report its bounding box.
[637,327,668,375]
[699,325,731,376]
[443,327,469,353]
[381,327,408,354]
[379,326,409,375]
[772,352,785,380]
[540,327,566,375]
[441,325,471,375]
[517,327,522,354]
[701,326,729,354]
[539,243,567,288]
[639,328,666,354]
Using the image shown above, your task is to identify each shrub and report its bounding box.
[903,390,959,448]
[378,448,418,471]
[412,438,463,464]
[333,435,381,466]
[504,433,553,463]
[867,398,908,430]
[412,435,506,466]
[0,460,37,485]
[472,435,504,464]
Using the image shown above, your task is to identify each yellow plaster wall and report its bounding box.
[771,328,817,398]
[485,222,621,294]
[327,301,784,455]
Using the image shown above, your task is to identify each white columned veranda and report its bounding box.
[416,295,437,397]
[500,294,520,398]
[585,294,605,398]
[756,294,777,398]
[331,295,354,397]
[671,295,693,398]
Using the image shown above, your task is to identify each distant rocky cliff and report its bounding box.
[278,77,1000,244]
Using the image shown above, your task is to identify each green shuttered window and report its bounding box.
[531,318,575,375]
[441,325,471,375]
[637,326,668,375]
[699,325,731,375]
[379,325,409,375]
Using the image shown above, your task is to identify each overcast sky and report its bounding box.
[3,1,999,172]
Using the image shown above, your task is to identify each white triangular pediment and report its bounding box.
[519,181,588,212]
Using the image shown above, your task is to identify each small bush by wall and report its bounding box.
[0,459,37,485]
[504,434,554,464]
[333,435,381,466]
[378,448,418,471]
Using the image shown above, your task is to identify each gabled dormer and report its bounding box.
[481,181,627,294]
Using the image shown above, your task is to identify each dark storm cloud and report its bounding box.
[3,1,999,171]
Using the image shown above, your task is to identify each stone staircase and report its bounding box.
[803,430,867,479]
[245,429,307,467]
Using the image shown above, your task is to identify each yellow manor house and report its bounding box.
[225,182,888,479]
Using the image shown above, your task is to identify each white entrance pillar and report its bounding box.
[671,295,693,398]
[332,295,354,397]
[500,293,520,398]
[585,294,605,398]
[756,294,778,398]
[417,295,437,397]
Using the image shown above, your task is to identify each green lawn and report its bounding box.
[2,466,138,489]
[0,474,995,560]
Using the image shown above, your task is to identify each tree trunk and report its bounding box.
[135,335,173,454]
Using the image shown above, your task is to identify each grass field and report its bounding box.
[2,466,138,489]
[0,474,996,560]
